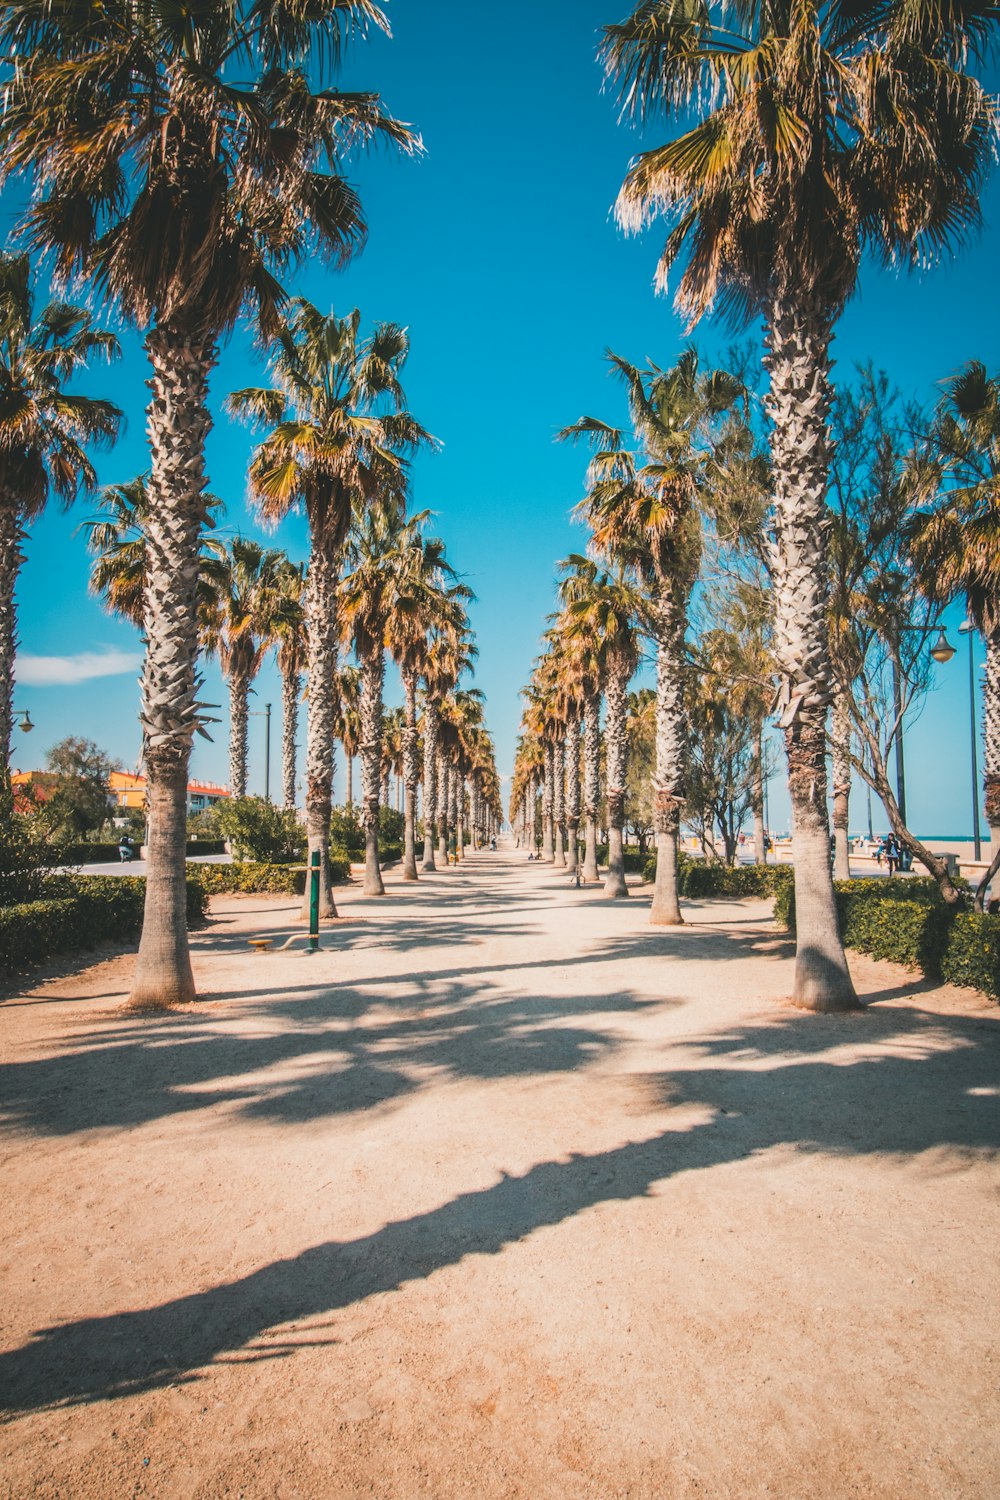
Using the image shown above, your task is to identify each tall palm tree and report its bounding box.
[1,0,413,1005]
[563,349,741,921]
[230,302,432,917]
[340,503,429,894]
[910,363,1000,869]
[599,0,995,1009]
[0,253,121,761]
[200,538,286,799]
[421,622,477,870]
[271,560,307,810]
[384,525,470,879]
[85,477,224,632]
[561,556,640,897]
[335,663,362,811]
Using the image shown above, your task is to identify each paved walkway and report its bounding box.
[1,847,998,1498]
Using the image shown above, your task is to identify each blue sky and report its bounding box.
[9,0,1000,837]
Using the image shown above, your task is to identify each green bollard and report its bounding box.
[307,848,320,953]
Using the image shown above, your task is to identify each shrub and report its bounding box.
[775,877,999,1000]
[596,844,649,874]
[0,874,206,976]
[642,850,792,901]
[190,855,351,897]
[329,807,364,853]
[210,797,305,863]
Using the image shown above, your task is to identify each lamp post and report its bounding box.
[958,622,982,861]
[6,709,34,757]
[890,627,955,828]
[248,703,272,801]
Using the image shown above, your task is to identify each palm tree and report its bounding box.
[340,503,429,894]
[384,525,470,879]
[0,253,121,760]
[200,538,286,799]
[909,361,1000,897]
[230,302,432,917]
[599,0,995,1009]
[421,623,477,870]
[561,557,640,897]
[271,559,307,810]
[1,0,414,1005]
[563,349,741,921]
[335,664,363,811]
[85,477,225,633]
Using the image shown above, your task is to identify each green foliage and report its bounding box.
[597,844,649,874]
[776,877,999,1000]
[34,736,119,842]
[642,850,792,900]
[210,796,305,863]
[53,838,227,864]
[0,875,206,976]
[379,805,405,842]
[191,856,351,896]
[329,806,364,853]
[0,772,56,904]
[379,841,403,866]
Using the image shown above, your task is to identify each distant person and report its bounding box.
[490,836,497,851]
[118,834,134,864]
[885,833,900,876]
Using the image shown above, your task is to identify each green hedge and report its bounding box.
[596,844,650,874]
[190,855,351,896]
[0,875,207,975]
[642,852,793,900]
[776,877,999,1000]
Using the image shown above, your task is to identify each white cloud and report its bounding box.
[16,649,143,687]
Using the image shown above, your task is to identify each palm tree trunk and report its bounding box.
[753,725,766,864]
[421,698,438,870]
[0,504,24,764]
[281,666,299,809]
[565,711,580,872]
[346,756,353,811]
[582,692,601,881]
[765,294,857,1010]
[604,656,629,898]
[129,325,215,1009]
[360,646,385,896]
[541,740,555,862]
[300,539,339,920]
[553,735,566,867]
[437,752,449,863]
[831,692,852,882]
[402,670,420,881]
[984,628,1000,858]
[650,599,687,925]
[229,673,250,799]
[456,773,465,860]
[448,765,459,860]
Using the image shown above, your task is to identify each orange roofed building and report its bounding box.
[108,771,230,815]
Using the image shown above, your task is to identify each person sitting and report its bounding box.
[118,834,134,863]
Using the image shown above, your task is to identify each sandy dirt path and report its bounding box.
[1,846,998,1499]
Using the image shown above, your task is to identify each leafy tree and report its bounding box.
[37,737,119,843]
[211,797,304,864]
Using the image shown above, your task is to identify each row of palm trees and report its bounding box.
[0,0,510,1007]
[515,0,998,1015]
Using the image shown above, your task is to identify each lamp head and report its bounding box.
[18,711,33,733]
[930,629,956,665]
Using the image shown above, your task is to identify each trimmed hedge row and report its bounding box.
[642,852,794,900]
[0,875,207,975]
[191,855,352,896]
[776,877,999,1001]
[596,845,650,874]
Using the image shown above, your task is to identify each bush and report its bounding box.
[379,841,403,866]
[775,876,999,1000]
[210,797,305,863]
[329,807,364,853]
[642,850,793,901]
[54,839,228,863]
[191,855,351,896]
[596,844,649,874]
[0,874,206,976]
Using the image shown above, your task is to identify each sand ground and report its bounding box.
[1,845,998,1499]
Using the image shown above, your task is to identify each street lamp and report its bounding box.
[890,625,956,827]
[248,702,272,800]
[958,621,982,861]
[13,709,33,733]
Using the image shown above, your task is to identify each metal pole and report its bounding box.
[264,703,271,802]
[307,848,320,953]
[866,783,873,842]
[968,632,982,861]
[892,657,907,828]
